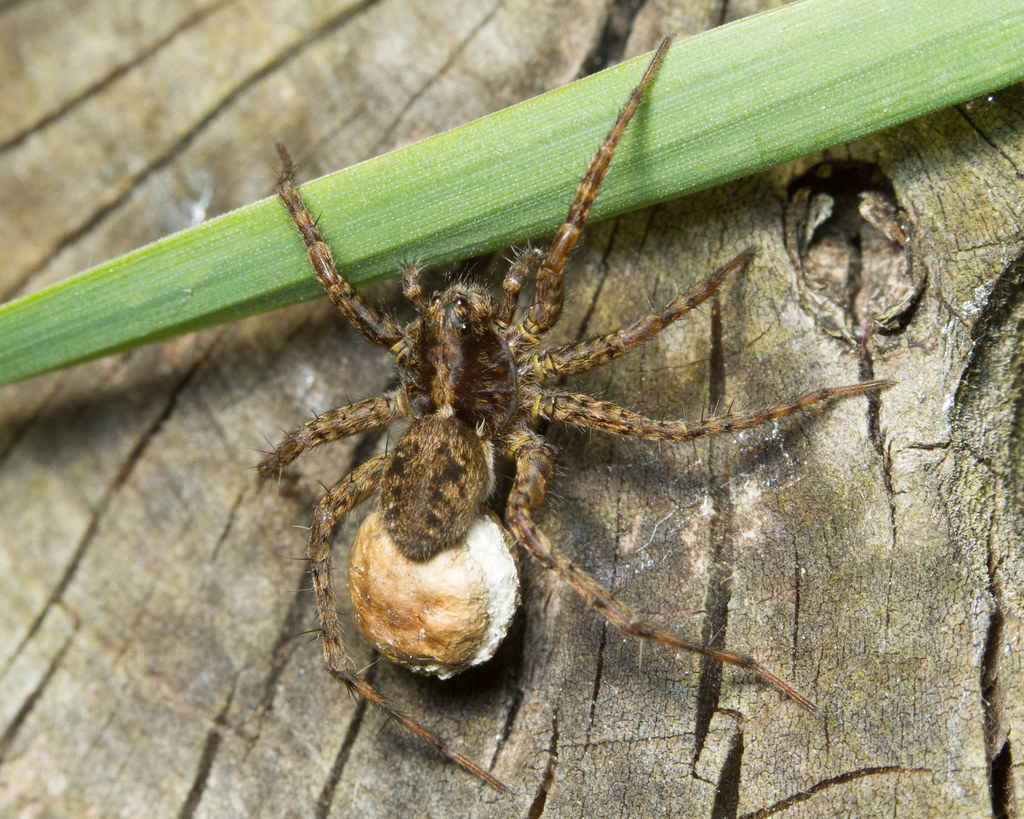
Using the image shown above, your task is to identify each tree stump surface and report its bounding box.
[1,2,1021,817]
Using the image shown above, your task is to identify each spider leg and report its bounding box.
[533,381,890,442]
[258,393,400,480]
[308,454,507,791]
[497,248,544,326]
[509,35,672,350]
[276,143,404,350]
[503,432,815,709]
[530,250,752,380]
[401,262,426,312]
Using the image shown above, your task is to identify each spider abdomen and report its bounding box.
[379,414,494,561]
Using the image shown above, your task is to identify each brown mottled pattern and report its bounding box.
[259,34,887,791]
[379,415,490,561]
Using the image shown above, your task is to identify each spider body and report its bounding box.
[401,286,519,436]
[380,412,495,561]
[260,35,887,791]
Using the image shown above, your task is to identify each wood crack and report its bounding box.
[0,634,74,765]
[739,765,931,819]
[693,288,732,764]
[710,726,744,819]
[0,0,235,154]
[366,1,502,157]
[583,614,608,754]
[6,0,384,301]
[579,0,647,77]
[176,677,238,819]
[526,707,559,819]
[982,506,1017,819]
[2,345,213,676]
[790,533,801,671]
[856,286,897,641]
[569,217,623,345]
[956,104,1024,179]
[315,697,369,819]
[242,563,317,751]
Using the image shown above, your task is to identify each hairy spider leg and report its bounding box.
[533,381,891,442]
[400,262,427,312]
[502,431,816,710]
[258,394,400,480]
[305,454,507,791]
[498,247,545,326]
[510,34,673,349]
[532,249,753,379]
[276,143,404,350]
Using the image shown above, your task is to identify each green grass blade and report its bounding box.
[2,0,1023,385]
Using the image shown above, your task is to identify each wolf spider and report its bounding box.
[259,36,886,790]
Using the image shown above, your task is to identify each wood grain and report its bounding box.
[1,1,1021,816]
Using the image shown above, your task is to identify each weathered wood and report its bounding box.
[1,1,1021,816]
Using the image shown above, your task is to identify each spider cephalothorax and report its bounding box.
[399,285,520,436]
[259,35,886,790]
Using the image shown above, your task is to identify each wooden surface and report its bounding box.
[2,1,1022,817]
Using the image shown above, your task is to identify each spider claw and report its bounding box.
[750,661,819,713]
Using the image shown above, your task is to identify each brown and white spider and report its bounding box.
[259,36,886,790]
